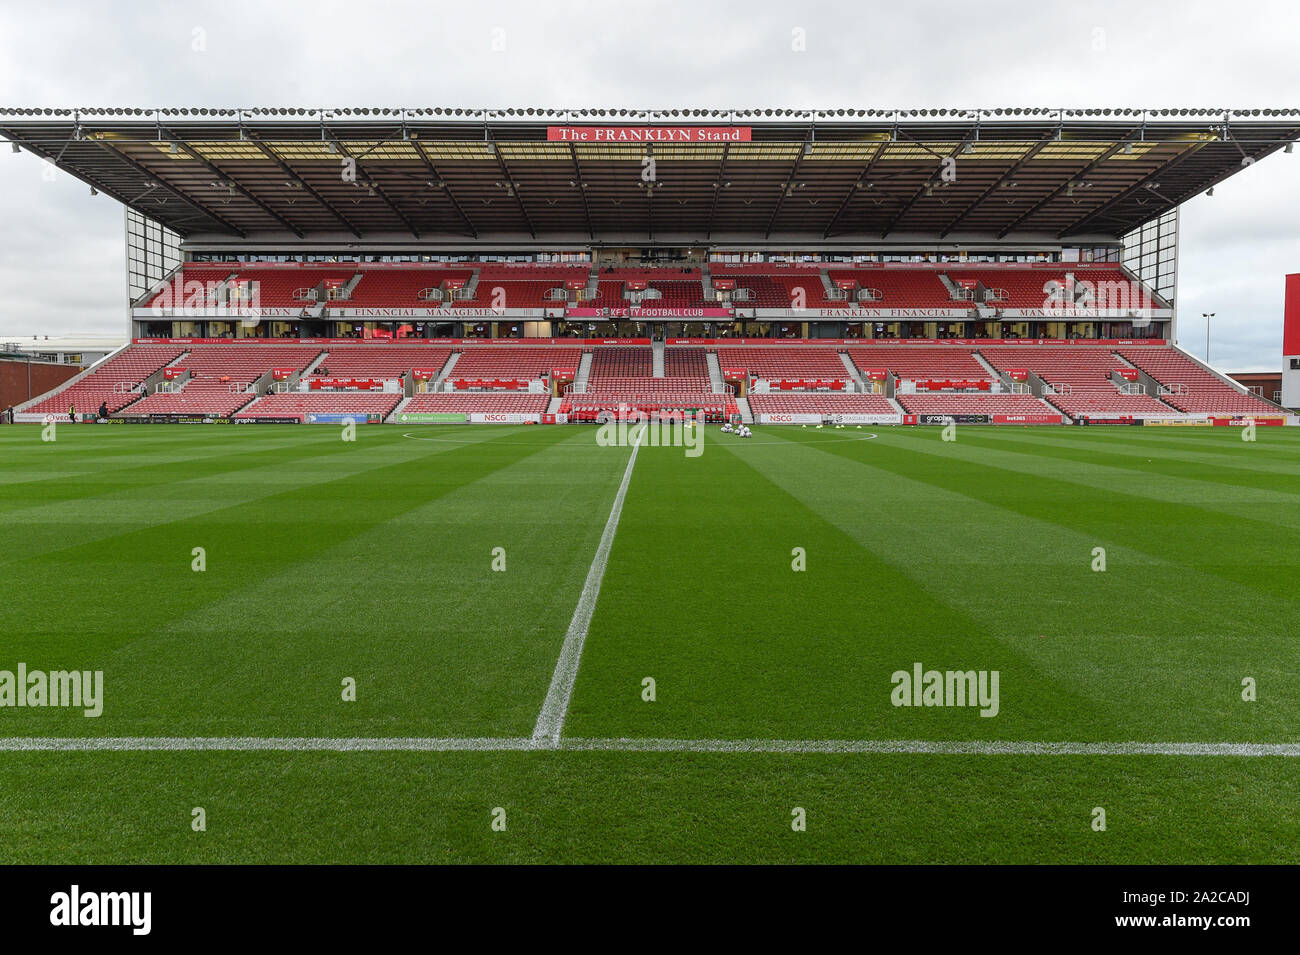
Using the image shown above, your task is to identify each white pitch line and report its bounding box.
[0,736,1297,756]
[561,738,1300,757]
[0,737,536,752]
[531,431,642,747]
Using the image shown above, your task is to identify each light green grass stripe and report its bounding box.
[760,427,1300,619]
[939,429,1300,499]
[0,426,535,568]
[949,425,1300,464]
[0,428,572,642]
[807,427,1300,568]
[87,431,631,737]
[724,429,1298,741]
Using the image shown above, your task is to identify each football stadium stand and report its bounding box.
[401,393,551,415]
[313,346,453,380]
[452,346,583,380]
[235,392,403,420]
[828,269,956,309]
[17,334,1287,425]
[124,345,321,417]
[980,346,1174,417]
[559,343,734,418]
[716,346,849,380]
[749,393,896,416]
[896,393,1062,417]
[25,344,185,415]
[945,266,1160,310]
[1118,347,1282,415]
[341,268,471,307]
[846,346,992,383]
[6,108,1294,428]
[462,265,590,309]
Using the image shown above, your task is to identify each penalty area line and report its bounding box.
[0,737,1297,756]
[531,431,642,747]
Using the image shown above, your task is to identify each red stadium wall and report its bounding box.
[0,359,82,410]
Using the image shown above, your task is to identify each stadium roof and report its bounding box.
[4,107,1298,246]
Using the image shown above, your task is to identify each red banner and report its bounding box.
[1004,368,1029,381]
[162,367,186,380]
[547,126,752,143]
[1117,368,1140,381]
[866,368,888,381]
[271,367,296,381]
[133,336,1168,348]
[775,379,846,391]
[1212,416,1286,426]
[566,307,734,318]
[1285,273,1300,355]
[917,379,991,391]
[310,378,383,390]
[452,378,531,390]
[412,368,436,381]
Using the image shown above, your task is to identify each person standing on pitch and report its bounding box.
[68,402,77,423]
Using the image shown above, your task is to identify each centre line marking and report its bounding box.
[1,737,1296,756]
[531,431,642,746]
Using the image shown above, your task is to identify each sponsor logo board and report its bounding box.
[398,412,468,424]
[992,414,1063,424]
[829,413,902,425]
[468,413,541,424]
[757,413,822,425]
[304,413,382,424]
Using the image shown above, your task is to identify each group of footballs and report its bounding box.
[721,422,752,438]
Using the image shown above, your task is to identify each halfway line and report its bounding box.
[0,736,1296,756]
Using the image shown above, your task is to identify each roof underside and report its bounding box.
[3,108,1297,245]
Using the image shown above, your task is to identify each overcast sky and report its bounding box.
[1,0,1298,370]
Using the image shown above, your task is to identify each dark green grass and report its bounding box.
[1,751,1295,864]
[0,423,1297,863]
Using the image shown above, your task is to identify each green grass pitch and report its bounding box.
[0,422,1297,863]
